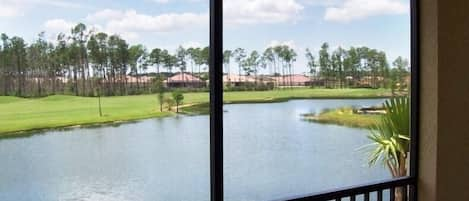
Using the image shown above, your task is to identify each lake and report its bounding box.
[0,99,389,201]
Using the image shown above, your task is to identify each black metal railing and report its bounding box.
[275,177,416,201]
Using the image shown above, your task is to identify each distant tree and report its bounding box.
[319,43,331,88]
[245,50,260,76]
[259,54,268,76]
[150,48,164,76]
[55,33,70,94]
[128,44,148,92]
[163,50,176,77]
[367,49,379,88]
[87,32,109,93]
[96,78,103,117]
[0,33,12,95]
[71,23,90,96]
[164,97,175,111]
[273,46,285,85]
[1,24,409,97]
[344,47,360,87]
[281,46,297,88]
[377,51,389,88]
[233,48,246,79]
[98,90,103,116]
[28,32,50,96]
[263,47,275,75]
[175,46,187,86]
[393,56,409,73]
[392,56,409,91]
[305,48,318,87]
[223,50,233,85]
[191,47,203,75]
[200,46,210,72]
[187,47,197,76]
[107,35,129,95]
[223,50,232,75]
[331,47,346,88]
[172,90,184,113]
[10,36,27,96]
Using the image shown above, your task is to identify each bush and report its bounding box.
[164,97,175,111]
[172,90,184,113]
[168,87,209,93]
[224,82,274,91]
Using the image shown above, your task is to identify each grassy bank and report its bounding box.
[0,88,391,135]
[303,107,381,128]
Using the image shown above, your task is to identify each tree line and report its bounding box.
[224,43,409,91]
[305,43,410,89]
[0,23,210,97]
[0,22,409,97]
[223,45,298,87]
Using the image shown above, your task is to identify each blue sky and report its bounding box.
[0,0,410,74]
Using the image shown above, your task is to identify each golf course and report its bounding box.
[0,88,391,135]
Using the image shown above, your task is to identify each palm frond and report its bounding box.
[366,97,411,173]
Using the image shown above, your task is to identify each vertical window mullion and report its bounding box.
[409,0,420,200]
[209,0,224,201]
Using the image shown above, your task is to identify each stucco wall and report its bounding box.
[420,0,469,200]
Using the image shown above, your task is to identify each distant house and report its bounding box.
[271,74,312,86]
[126,75,153,84]
[165,73,206,88]
[223,74,257,86]
[223,74,278,87]
[358,76,385,88]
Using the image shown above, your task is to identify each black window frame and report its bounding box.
[209,0,420,200]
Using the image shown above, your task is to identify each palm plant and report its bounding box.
[367,96,410,201]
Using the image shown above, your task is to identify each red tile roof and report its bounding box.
[166,73,204,83]
[126,75,153,83]
[272,74,311,83]
[223,74,257,83]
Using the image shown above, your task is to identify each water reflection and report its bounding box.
[0,99,388,201]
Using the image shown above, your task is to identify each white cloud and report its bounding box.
[106,10,207,33]
[324,0,408,22]
[86,9,208,35]
[0,0,26,17]
[265,40,303,53]
[32,0,81,8]
[0,0,81,17]
[42,0,304,43]
[43,18,141,42]
[300,0,342,7]
[224,0,304,25]
[44,19,76,33]
[82,0,304,40]
[85,9,125,22]
[267,40,298,50]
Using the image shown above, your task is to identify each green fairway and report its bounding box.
[0,88,391,135]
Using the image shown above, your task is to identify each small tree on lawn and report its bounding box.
[172,90,184,113]
[95,78,103,117]
[164,97,175,111]
[153,77,165,112]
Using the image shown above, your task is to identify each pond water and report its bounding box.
[0,99,389,201]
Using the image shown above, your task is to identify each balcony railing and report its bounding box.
[276,177,416,201]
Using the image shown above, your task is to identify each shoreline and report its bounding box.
[0,89,392,137]
[0,113,174,139]
[302,107,382,129]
